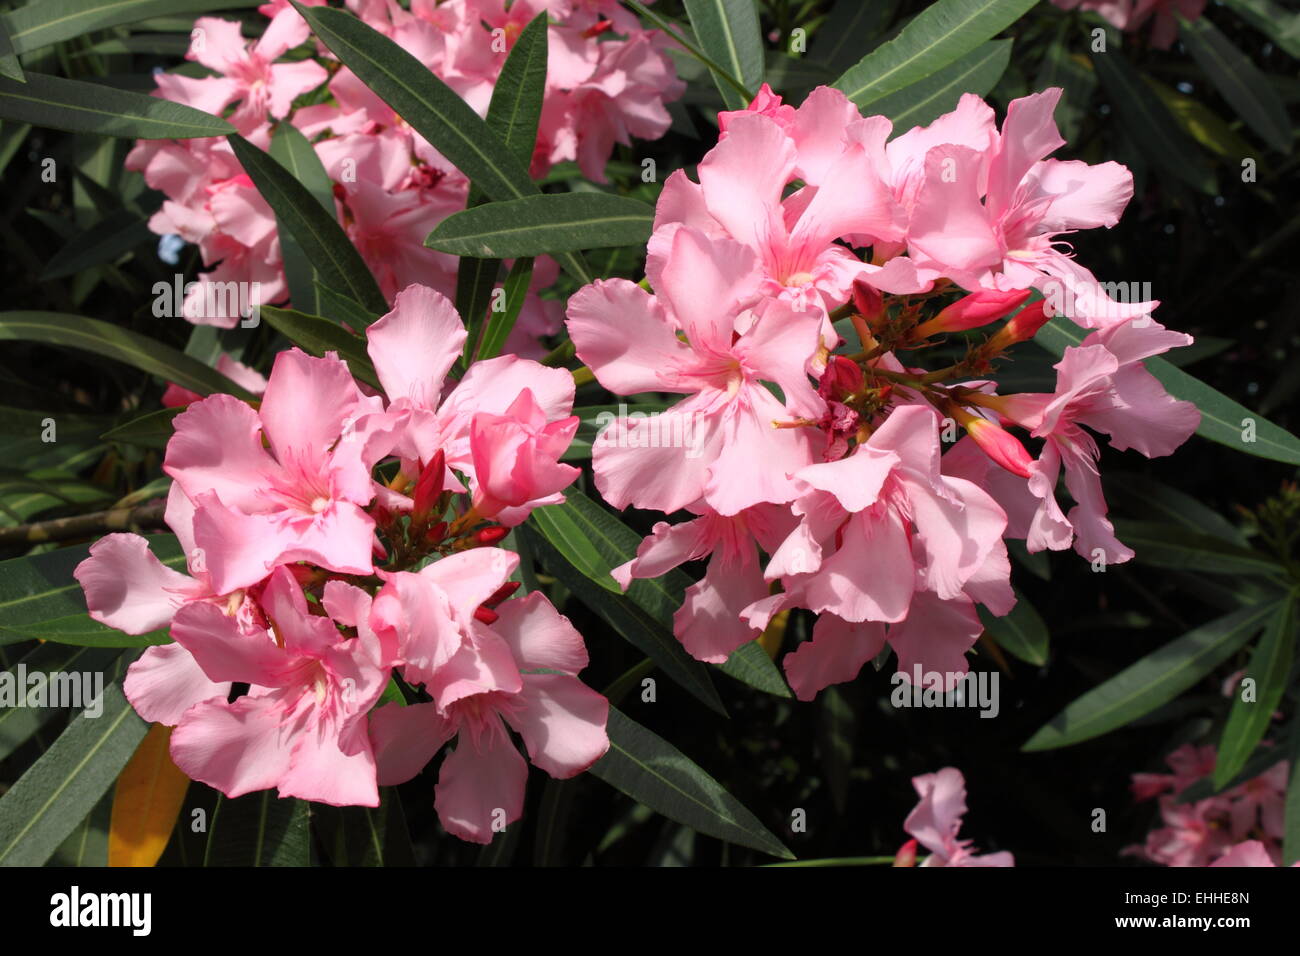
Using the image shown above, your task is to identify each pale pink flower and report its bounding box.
[903,767,1014,867]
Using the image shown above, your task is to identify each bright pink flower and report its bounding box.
[368,553,608,842]
[903,767,1014,867]
[567,227,826,516]
[164,348,387,594]
[908,89,1149,327]
[167,567,395,806]
[161,15,327,135]
[612,504,796,663]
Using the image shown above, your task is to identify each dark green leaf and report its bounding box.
[979,591,1049,666]
[590,708,793,859]
[0,71,234,138]
[684,0,764,110]
[1023,602,1277,751]
[426,193,654,258]
[259,304,380,391]
[0,311,256,400]
[870,38,1010,129]
[204,792,311,867]
[832,0,1035,109]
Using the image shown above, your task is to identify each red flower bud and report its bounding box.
[960,412,1034,479]
[483,580,521,609]
[476,526,509,546]
[893,838,918,867]
[818,355,865,401]
[851,278,885,324]
[473,605,500,625]
[412,450,446,520]
[987,299,1053,351]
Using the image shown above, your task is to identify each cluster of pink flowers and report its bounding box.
[893,767,1013,867]
[74,285,609,842]
[568,84,1201,702]
[1126,743,1294,867]
[127,0,682,355]
[1050,0,1205,49]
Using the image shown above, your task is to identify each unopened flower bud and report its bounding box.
[473,605,500,625]
[851,278,885,325]
[818,355,865,401]
[476,526,509,545]
[916,289,1031,339]
[952,406,1035,478]
[412,449,446,519]
[985,299,1053,352]
[893,838,918,867]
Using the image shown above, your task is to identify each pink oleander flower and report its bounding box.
[166,567,397,807]
[1127,743,1290,866]
[900,767,1014,867]
[993,317,1200,562]
[612,504,796,663]
[1050,0,1206,50]
[160,14,327,136]
[908,88,1151,327]
[367,549,609,842]
[75,484,240,726]
[567,227,827,516]
[164,347,387,594]
[361,283,579,525]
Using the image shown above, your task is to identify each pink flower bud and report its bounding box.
[957,409,1035,478]
[851,278,885,324]
[918,289,1032,338]
[893,838,918,867]
[817,355,864,401]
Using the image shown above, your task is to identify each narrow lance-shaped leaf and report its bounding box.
[269,122,335,317]
[0,16,23,83]
[1,0,260,56]
[476,257,533,362]
[0,675,149,866]
[1214,597,1297,788]
[228,134,387,315]
[683,0,764,110]
[590,708,794,860]
[1178,14,1292,153]
[204,791,311,867]
[832,0,1036,109]
[0,312,256,400]
[427,193,654,258]
[457,12,547,363]
[259,304,382,391]
[869,38,1011,130]
[1023,601,1278,751]
[0,71,234,139]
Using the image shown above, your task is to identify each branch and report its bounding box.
[0,500,167,547]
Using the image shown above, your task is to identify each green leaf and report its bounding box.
[0,614,170,648]
[259,304,380,391]
[520,522,726,717]
[1223,0,1300,59]
[869,38,1010,129]
[457,14,545,366]
[1111,520,1282,577]
[1214,597,1296,788]
[228,133,387,315]
[683,0,764,110]
[0,676,148,866]
[0,537,184,634]
[315,281,381,329]
[718,640,792,698]
[590,708,793,860]
[1023,602,1277,751]
[426,193,654,258]
[809,0,900,77]
[1,0,259,56]
[0,311,256,400]
[817,685,855,814]
[269,122,335,317]
[832,0,1035,109]
[40,208,155,281]
[0,71,234,139]
[102,407,182,450]
[476,256,532,362]
[1285,718,1300,866]
[292,2,591,284]
[1090,49,1216,194]
[1105,471,1249,547]
[1179,14,1292,153]
[979,591,1049,666]
[204,792,311,867]
[0,643,123,762]
[1034,316,1300,466]
[0,17,24,83]
[313,787,415,867]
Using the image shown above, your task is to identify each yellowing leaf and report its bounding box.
[108,723,189,867]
